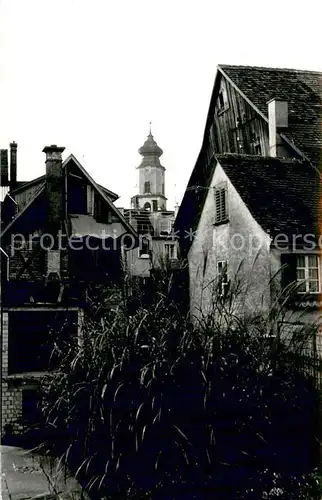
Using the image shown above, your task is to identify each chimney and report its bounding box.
[43,145,65,235]
[0,149,9,186]
[267,99,288,157]
[9,141,17,190]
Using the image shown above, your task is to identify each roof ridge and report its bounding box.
[218,64,322,75]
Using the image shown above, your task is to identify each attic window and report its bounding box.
[219,91,225,108]
[214,184,228,225]
[217,87,228,113]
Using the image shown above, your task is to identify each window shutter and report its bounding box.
[280,253,297,289]
[214,186,227,223]
[215,189,221,223]
[221,188,227,220]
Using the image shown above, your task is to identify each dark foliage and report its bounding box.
[39,266,322,499]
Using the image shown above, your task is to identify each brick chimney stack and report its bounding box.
[267,99,288,157]
[9,141,17,190]
[43,145,65,236]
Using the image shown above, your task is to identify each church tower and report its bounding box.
[131,126,167,212]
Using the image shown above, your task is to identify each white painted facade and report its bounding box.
[189,161,273,319]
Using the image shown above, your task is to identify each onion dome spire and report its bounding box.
[138,122,163,157]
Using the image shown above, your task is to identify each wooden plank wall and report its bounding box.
[206,75,270,162]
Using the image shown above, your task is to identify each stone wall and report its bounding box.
[1,308,81,437]
[1,312,24,435]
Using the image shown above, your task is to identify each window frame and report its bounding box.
[217,260,229,296]
[217,86,229,115]
[164,243,177,260]
[47,249,61,277]
[159,218,172,235]
[296,254,321,294]
[254,142,262,155]
[138,237,151,259]
[144,181,151,194]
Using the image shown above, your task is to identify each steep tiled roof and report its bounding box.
[10,175,119,202]
[217,154,321,239]
[219,65,322,165]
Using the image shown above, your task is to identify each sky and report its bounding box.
[1,0,322,209]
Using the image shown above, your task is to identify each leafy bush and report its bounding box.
[40,265,322,499]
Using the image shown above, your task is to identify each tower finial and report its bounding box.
[149,121,152,136]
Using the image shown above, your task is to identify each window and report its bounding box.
[165,243,177,260]
[68,176,87,214]
[139,237,150,258]
[8,311,78,373]
[144,202,151,211]
[144,181,151,194]
[217,86,228,113]
[94,193,103,221]
[152,200,158,211]
[162,183,165,195]
[217,260,229,296]
[159,218,172,235]
[218,91,225,109]
[214,184,228,224]
[254,142,262,155]
[46,250,61,279]
[296,255,320,293]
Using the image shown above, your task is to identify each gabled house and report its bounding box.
[0,144,137,435]
[175,65,322,322]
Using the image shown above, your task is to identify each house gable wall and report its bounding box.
[205,73,294,166]
[188,161,271,319]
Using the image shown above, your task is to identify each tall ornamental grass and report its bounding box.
[40,264,322,499]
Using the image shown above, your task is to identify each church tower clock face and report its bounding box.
[145,166,151,174]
